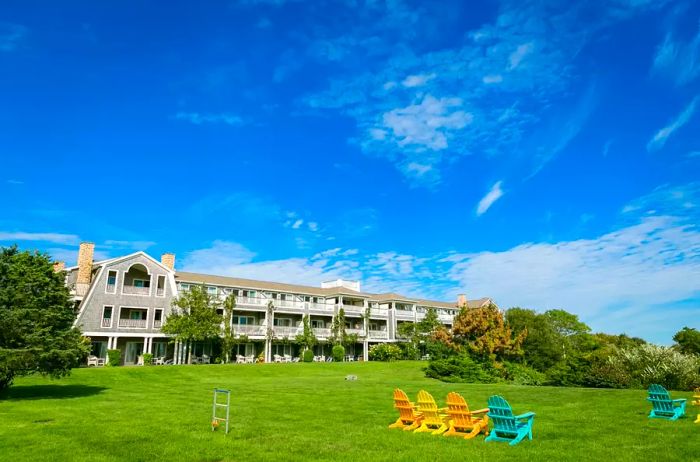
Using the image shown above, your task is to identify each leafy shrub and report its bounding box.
[303,349,314,363]
[502,362,546,385]
[424,355,498,383]
[605,344,700,390]
[369,343,402,361]
[399,342,419,360]
[107,349,121,367]
[142,353,153,366]
[332,345,345,362]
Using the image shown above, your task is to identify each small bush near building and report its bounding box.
[142,353,153,366]
[303,349,314,362]
[107,349,121,367]
[368,343,402,361]
[502,362,546,386]
[332,345,345,362]
[399,342,419,360]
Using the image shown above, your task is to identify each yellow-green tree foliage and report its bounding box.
[451,303,526,361]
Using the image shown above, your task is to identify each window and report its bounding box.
[234,316,255,325]
[133,279,150,288]
[273,318,292,327]
[153,309,163,328]
[106,271,117,293]
[102,306,113,328]
[156,275,166,296]
[311,319,325,328]
[207,286,217,295]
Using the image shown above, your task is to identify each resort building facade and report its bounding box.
[63,242,492,365]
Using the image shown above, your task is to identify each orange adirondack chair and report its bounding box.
[443,392,489,439]
[414,390,449,435]
[694,388,700,424]
[388,389,423,430]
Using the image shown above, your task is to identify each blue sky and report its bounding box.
[1,0,699,343]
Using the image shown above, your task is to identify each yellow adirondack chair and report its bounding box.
[388,389,423,431]
[693,388,700,424]
[443,392,490,439]
[414,390,449,435]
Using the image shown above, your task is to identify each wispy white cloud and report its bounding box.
[103,239,156,250]
[476,181,505,216]
[508,42,534,70]
[602,139,614,157]
[0,231,80,245]
[174,112,245,126]
[402,73,436,87]
[6,179,24,185]
[652,25,700,86]
[647,96,699,152]
[0,22,27,52]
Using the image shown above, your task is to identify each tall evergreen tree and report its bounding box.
[0,246,89,391]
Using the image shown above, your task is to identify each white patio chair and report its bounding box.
[245,355,255,364]
[273,354,282,363]
[87,355,99,367]
[201,354,210,364]
[96,357,106,367]
[283,354,292,363]
[236,355,245,364]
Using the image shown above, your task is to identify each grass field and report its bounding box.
[0,362,697,461]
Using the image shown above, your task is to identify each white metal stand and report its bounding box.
[212,388,231,434]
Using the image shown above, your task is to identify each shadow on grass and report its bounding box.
[0,384,108,401]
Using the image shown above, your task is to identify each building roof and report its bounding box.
[175,271,369,298]
[174,271,492,310]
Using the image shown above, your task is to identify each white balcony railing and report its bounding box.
[156,288,165,296]
[234,325,265,335]
[368,330,388,339]
[313,328,331,337]
[101,318,112,328]
[346,328,366,337]
[273,326,300,337]
[153,320,162,329]
[338,304,364,312]
[118,318,147,328]
[371,308,389,317]
[394,310,414,319]
[122,285,150,295]
[307,302,334,312]
[106,283,116,293]
[237,296,265,306]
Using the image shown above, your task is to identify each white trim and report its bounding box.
[101,305,114,328]
[72,266,106,328]
[153,308,164,329]
[118,306,150,329]
[155,274,166,298]
[104,269,119,294]
[122,264,153,297]
[84,331,169,338]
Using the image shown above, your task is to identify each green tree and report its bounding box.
[673,327,700,355]
[330,308,347,345]
[161,284,222,364]
[506,308,562,371]
[0,246,89,391]
[295,314,317,352]
[220,294,237,363]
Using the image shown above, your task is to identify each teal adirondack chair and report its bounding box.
[484,395,535,446]
[647,384,686,420]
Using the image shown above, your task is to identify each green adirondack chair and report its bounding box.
[484,395,535,446]
[647,384,686,421]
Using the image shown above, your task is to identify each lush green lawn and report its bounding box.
[0,362,697,461]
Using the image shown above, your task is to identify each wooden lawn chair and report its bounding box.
[647,384,686,421]
[388,389,422,431]
[413,390,449,435]
[485,395,535,446]
[443,392,489,439]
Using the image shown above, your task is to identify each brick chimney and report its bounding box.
[76,242,95,285]
[457,293,467,307]
[53,261,65,272]
[161,253,175,270]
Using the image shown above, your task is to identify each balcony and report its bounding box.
[276,299,302,309]
[234,325,265,335]
[338,304,364,313]
[313,328,331,338]
[394,309,414,320]
[307,302,333,312]
[153,320,162,329]
[101,318,112,328]
[122,285,150,296]
[118,318,147,328]
[156,288,165,296]
[371,308,389,317]
[346,328,366,337]
[368,330,388,339]
[237,296,265,306]
[106,283,116,293]
[273,326,300,337]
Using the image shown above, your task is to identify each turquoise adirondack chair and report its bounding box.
[484,395,535,446]
[647,384,686,421]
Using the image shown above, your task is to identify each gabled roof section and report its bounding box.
[369,292,418,303]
